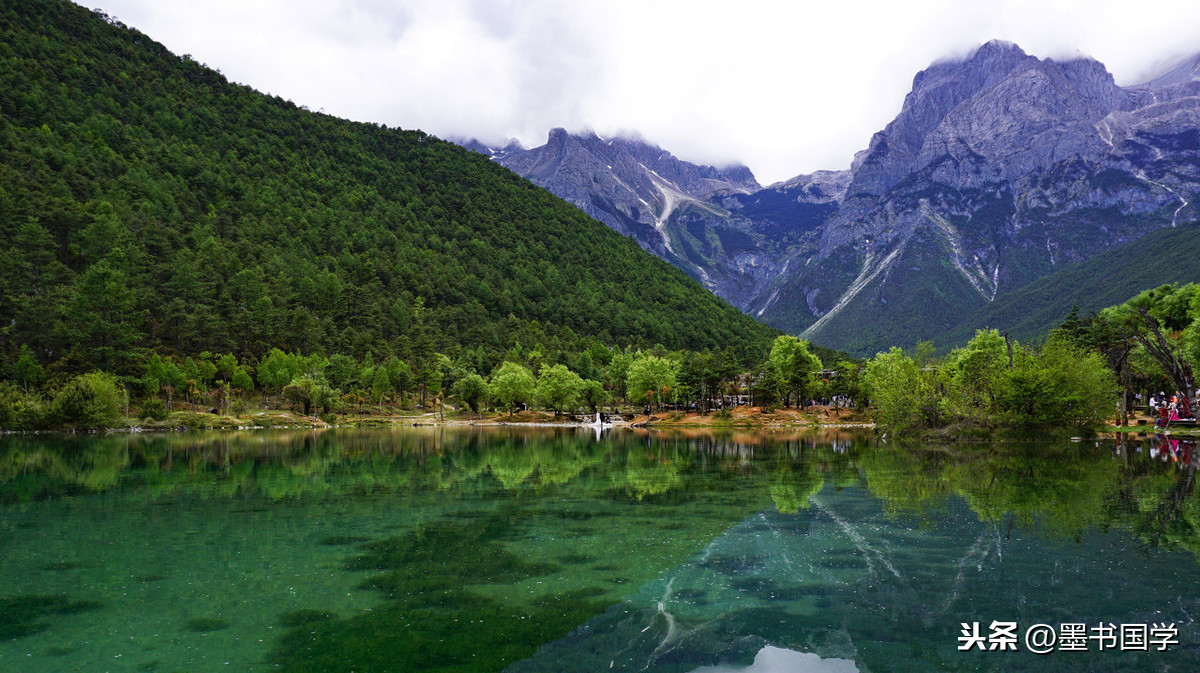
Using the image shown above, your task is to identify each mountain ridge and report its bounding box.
[462,40,1200,355]
[0,0,780,376]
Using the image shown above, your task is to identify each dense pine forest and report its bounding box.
[0,0,780,391]
[5,1,1194,437]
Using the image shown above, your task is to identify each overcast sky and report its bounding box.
[91,0,1200,184]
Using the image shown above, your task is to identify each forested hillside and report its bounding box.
[0,0,777,382]
[944,221,1200,347]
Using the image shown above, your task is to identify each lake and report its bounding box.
[1,426,1198,672]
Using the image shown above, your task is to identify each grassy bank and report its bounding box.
[3,403,875,434]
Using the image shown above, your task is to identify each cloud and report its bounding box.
[94,0,1200,184]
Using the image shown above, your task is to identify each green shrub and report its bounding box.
[139,397,169,422]
[281,375,339,416]
[999,336,1117,431]
[51,372,126,429]
[0,382,50,430]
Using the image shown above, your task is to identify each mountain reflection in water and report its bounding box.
[0,428,1197,673]
[691,646,859,672]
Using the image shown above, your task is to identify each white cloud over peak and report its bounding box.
[92,0,1200,183]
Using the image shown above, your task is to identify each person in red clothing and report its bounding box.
[1157,404,1171,428]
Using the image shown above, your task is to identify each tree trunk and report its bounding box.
[1106,343,1133,427]
[1134,309,1194,399]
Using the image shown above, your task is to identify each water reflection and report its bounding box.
[691,646,859,672]
[4,429,1200,556]
[508,434,1200,673]
[1,428,1199,673]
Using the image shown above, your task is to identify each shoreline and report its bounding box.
[1,404,877,435]
[14,406,1197,438]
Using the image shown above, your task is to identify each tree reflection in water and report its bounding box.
[3,428,1200,672]
[3,429,1198,558]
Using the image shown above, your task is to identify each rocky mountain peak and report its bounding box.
[845,41,1135,199]
[1126,52,1200,110]
[458,128,763,264]
[459,40,1200,356]
[768,170,852,204]
[1132,52,1200,90]
[848,40,1036,198]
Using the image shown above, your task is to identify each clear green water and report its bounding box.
[1,427,1198,672]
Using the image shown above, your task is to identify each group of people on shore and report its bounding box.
[1149,391,1198,428]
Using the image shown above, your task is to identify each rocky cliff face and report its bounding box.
[467,128,758,248]
[457,129,802,309]
[459,41,1200,355]
[769,41,1200,354]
